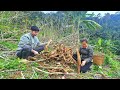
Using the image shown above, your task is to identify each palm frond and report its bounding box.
[83,21,96,30]
[82,20,102,30]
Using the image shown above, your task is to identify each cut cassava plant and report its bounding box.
[28,44,78,75]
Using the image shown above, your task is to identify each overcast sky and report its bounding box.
[87,11,118,16]
[42,11,118,16]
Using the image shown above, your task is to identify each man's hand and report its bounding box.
[76,48,79,52]
[31,49,39,55]
[34,50,39,55]
[81,60,86,66]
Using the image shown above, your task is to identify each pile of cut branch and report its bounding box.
[28,44,81,77]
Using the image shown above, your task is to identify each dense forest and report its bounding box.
[0,11,120,79]
[86,12,120,55]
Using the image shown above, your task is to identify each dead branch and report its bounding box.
[28,43,78,75]
[37,66,63,69]
[28,59,47,63]
[0,39,19,41]
[20,71,25,79]
[0,69,19,72]
[0,56,5,59]
[33,67,77,75]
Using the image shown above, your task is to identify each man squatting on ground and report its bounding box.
[16,26,52,59]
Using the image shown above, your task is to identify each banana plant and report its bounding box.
[62,11,102,31]
[82,20,102,30]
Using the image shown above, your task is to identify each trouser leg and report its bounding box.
[29,45,45,57]
[80,62,92,73]
[72,53,77,61]
[16,45,33,59]
[16,51,22,59]
[34,45,45,53]
[16,45,45,59]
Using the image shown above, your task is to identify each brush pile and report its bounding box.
[28,44,77,74]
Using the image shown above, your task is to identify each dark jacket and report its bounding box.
[79,45,93,63]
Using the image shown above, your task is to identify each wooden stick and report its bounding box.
[44,39,52,52]
[0,56,5,59]
[76,48,81,74]
[0,51,16,53]
[0,39,19,41]
[0,69,19,72]
[37,66,63,69]
[32,67,77,75]
[28,59,47,63]
[20,71,25,79]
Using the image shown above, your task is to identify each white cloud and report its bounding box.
[41,11,57,13]
[42,11,119,16]
[87,11,118,16]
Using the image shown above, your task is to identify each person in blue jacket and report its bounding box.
[16,26,52,59]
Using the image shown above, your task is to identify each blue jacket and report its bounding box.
[17,33,47,51]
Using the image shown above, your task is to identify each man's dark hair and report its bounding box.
[81,38,88,43]
[31,26,40,31]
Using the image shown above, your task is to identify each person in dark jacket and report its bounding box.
[73,38,93,73]
[16,26,52,59]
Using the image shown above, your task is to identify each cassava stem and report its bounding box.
[76,48,81,74]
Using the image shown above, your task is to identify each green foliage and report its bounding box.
[30,62,39,67]
[92,65,99,71]
[31,69,49,79]
[94,38,114,55]
[98,38,102,46]
[5,59,20,69]
[104,54,120,70]
[42,73,49,79]
[0,59,5,69]
[0,41,18,50]
[0,57,27,71]
[82,20,102,30]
